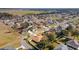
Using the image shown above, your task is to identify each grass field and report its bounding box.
[0,22,21,48]
[7,10,48,15]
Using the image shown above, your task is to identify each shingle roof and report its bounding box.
[66,40,79,49]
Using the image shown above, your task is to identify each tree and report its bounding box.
[37,40,49,49]
[36,31,57,50]
[56,30,68,38]
[46,31,57,41]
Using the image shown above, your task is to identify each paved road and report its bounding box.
[0,35,33,50]
[20,39,33,49]
[0,22,33,50]
[18,36,33,50]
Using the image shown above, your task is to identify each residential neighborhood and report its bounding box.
[0,8,79,50]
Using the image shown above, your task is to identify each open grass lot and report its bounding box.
[0,22,21,48]
[7,10,48,15]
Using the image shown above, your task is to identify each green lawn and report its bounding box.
[9,10,48,15]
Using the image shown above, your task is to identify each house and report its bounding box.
[47,19,53,24]
[3,20,10,25]
[28,30,36,36]
[8,21,15,28]
[61,23,69,30]
[32,34,43,42]
[66,40,79,50]
[16,23,21,29]
[55,25,62,32]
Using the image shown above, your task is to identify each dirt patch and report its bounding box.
[0,22,21,48]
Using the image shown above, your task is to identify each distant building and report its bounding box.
[47,19,53,24]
